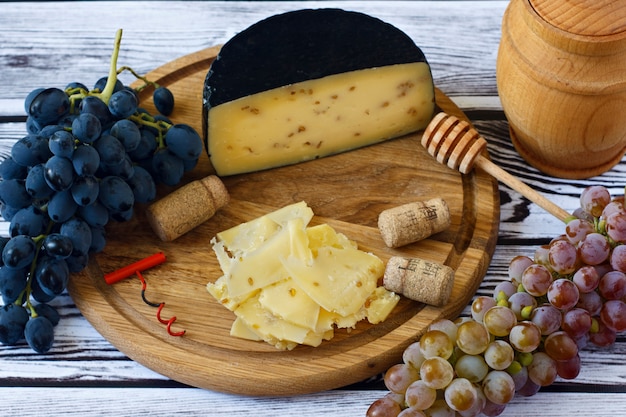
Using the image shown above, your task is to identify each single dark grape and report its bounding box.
[153,86,175,116]
[26,116,42,134]
[79,95,113,129]
[9,205,48,237]
[28,87,70,127]
[95,134,125,165]
[2,235,36,269]
[44,155,75,191]
[77,201,109,228]
[128,129,157,160]
[0,205,20,222]
[71,175,99,206]
[72,112,102,144]
[126,165,156,203]
[72,144,101,176]
[11,134,52,167]
[0,266,28,304]
[47,189,78,223]
[0,303,29,346]
[0,178,32,209]
[108,89,138,119]
[98,175,134,213]
[48,130,75,158]
[35,256,70,297]
[34,303,60,327]
[102,154,134,180]
[123,86,140,104]
[42,233,74,260]
[164,123,203,161]
[29,271,55,303]
[60,217,92,256]
[0,157,28,180]
[110,119,141,152]
[89,226,106,253]
[25,163,55,199]
[24,87,45,113]
[25,316,55,354]
[151,148,184,186]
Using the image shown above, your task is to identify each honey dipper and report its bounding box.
[421,112,571,223]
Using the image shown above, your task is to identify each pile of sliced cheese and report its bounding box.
[207,201,400,350]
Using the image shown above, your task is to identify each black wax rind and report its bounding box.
[202,8,431,154]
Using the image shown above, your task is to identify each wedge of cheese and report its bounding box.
[206,201,400,350]
[203,8,435,176]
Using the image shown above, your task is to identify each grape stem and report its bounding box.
[116,65,161,92]
[128,113,169,149]
[97,29,123,105]
[65,29,123,110]
[16,233,50,317]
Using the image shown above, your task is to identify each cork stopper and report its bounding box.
[146,175,230,241]
[383,256,455,306]
[378,198,451,248]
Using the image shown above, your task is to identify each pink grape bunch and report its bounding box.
[366,185,626,417]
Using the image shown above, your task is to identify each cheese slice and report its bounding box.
[258,278,320,330]
[306,223,356,251]
[206,201,399,350]
[365,286,402,324]
[281,245,383,317]
[203,8,435,176]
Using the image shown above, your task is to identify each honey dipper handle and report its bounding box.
[474,156,571,223]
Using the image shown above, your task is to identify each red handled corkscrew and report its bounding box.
[105,252,185,337]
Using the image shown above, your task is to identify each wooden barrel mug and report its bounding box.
[496,0,626,179]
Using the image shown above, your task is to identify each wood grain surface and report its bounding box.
[67,46,500,395]
[4,2,626,416]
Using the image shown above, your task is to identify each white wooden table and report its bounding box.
[1,1,625,416]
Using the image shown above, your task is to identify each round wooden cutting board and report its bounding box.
[67,45,500,396]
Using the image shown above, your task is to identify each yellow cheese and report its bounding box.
[235,294,311,345]
[306,223,357,252]
[230,317,262,341]
[258,278,320,330]
[206,201,400,350]
[224,223,292,299]
[281,245,383,317]
[214,200,313,253]
[208,63,434,176]
[365,287,402,324]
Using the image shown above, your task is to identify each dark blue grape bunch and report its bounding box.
[0,29,203,353]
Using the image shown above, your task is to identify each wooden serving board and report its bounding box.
[67,46,500,396]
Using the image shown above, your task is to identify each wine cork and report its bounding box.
[146,175,230,241]
[383,256,455,306]
[378,198,451,248]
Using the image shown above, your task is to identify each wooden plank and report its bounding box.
[0,1,507,116]
[1,388,626,416]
